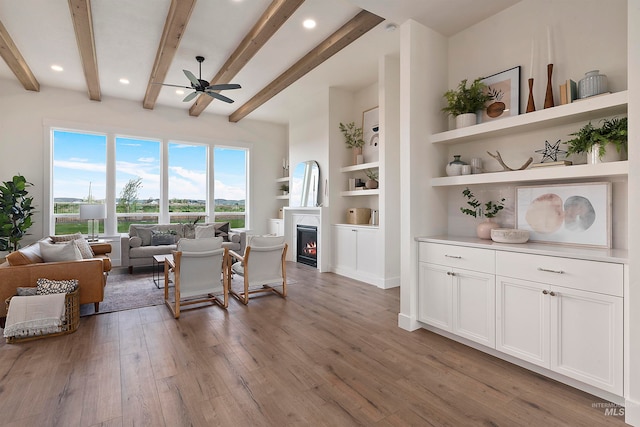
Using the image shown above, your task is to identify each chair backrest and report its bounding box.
[244,235,286,287]
[174,237,225,299]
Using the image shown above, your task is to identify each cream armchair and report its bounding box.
[228,235,287,305]
[164,237,229,318]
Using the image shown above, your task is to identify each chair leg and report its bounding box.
[94,302,100,312]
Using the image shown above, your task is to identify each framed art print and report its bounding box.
[480,66,520,123]
[516,182,611,248]
[362,106,379,163]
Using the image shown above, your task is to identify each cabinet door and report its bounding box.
[496,276,549,367]
[418,262,453,332]
[354,227,379,278]
[333,226,356,273]
[550,286,623,395]
[452,269,495,348]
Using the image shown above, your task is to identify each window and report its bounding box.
[214,147,247,228]
[116,137,161,232]
[168,142,207,224]
[52,130,106,235]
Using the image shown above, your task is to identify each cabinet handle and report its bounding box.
[549,291,556,297]
[542,290,549,295]
[537,267,564,274]
[446,271,455,276]
[445,255,462,259]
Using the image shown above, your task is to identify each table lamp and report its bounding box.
[79,204,106,242]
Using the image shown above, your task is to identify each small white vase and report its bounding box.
[476,218,500,240]
[587,143,622,164]
[455,113,477,129]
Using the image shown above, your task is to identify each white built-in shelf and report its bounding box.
[341,189,380,196]
[276,194,290,200]
[340,161,380,173]
[275,176,289,183]
[431,161,628,187]
[430,91,628,145]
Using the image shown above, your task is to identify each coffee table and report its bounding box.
[153,254,174,289]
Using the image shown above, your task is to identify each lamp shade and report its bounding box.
[79,204,106,220]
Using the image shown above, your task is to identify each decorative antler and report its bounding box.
[487,151,533,171]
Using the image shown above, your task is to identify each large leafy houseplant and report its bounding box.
[564,117,628,159]
[0,174,35,252]
[442,78,493,117]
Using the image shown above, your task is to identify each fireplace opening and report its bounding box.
[296,225,317,267]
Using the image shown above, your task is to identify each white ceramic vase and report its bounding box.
[587,143,622,164]
[455,113,477,129]
[476,218,500,240]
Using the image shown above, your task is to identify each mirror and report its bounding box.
[290,161,320,207]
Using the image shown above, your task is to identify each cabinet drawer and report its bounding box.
[496,251,623,297]
[419,242,495,274]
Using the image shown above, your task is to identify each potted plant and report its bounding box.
[280,183,289,195]
[0,174,35,252]
[339,121,365,165]
[564,117,628,164]
[364,169,379,189]
[460,187,505,239]
[442,78,493,129]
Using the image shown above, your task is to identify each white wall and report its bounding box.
[0,78,287,243]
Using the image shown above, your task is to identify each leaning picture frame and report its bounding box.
[362,106,379,163]
[515,182,611,248]
[480,66,520,123]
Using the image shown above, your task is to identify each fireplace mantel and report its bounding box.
[283,207,328,272]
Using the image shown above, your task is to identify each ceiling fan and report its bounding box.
[158,56,241,103]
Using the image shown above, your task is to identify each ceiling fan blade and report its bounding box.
[205,91,234,103]
[182,91,199,102]
[183,69,200,87]
[157,83,191,89]
[206,83,241,91]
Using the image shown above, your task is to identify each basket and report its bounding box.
[347,208,371,225]
[5,288,79,343]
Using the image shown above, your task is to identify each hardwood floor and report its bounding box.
[0,262,627,426]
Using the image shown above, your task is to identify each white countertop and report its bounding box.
[415,235,628,264]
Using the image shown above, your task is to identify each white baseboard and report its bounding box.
[398,313,420,331]
[625,398,640,426]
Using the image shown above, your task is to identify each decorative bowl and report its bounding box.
[490,228,530,244]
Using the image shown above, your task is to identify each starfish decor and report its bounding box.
[535,139,567,163]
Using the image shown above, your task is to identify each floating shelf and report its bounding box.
[431,161,628,187]
[341,189,380,196]
[430,91,628,145]
[340,161,380,173]
[275,176,289,183]
[276,195,290,200]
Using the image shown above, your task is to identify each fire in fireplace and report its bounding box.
[296,225,317,267]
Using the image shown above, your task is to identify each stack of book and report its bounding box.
[530,160,573,168]
[559,79,578,105]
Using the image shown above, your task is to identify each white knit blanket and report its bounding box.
[3,293,66,338]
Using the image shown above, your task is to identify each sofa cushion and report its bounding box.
[6,243,44,266]
[36,278,79,295]
[151,230,177,246]
[129,244,178,259]
[195,224,216,239]
[39,240,83,262]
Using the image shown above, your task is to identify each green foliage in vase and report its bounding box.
[460,187,505,219]
[364,169,378,181]
[0,174,35,252]
[280,183,289,192]
[338,122,365,148]
[442,78,493,117]
[564,117,628,158]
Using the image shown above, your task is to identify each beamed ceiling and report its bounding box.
[0,0,520,124]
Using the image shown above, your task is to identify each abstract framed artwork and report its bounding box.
[480,66,520,123]
[516,182,611,248]
[362,106,379,163]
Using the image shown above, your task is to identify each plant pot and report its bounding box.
[365,179,378,189]
[352,147,363,165]
[476,218,500,240]
[587,143,622,164]
[455,113,477,129]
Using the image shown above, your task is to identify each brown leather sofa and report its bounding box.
[0,240,111,319]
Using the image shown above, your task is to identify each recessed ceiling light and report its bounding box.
[51,65,63,72]
[119,78,130,84]
[303,19,316,29]
[176,89,185,95]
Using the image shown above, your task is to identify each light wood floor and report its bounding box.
[0,263,627,426]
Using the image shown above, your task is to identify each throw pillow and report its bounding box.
[213,222,230,240]
[151,230,176,246]
[177,237,223,252]
[136,228,154,246]
[6,243,44,266]
[16,287,38,296]
[129,236,142,248]
[73,237,95,259]
[36,278,78,295]
[195,224,216,239]
[39,240,83,263]
[49,232,83,243]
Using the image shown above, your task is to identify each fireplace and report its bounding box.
[296,225,318,267]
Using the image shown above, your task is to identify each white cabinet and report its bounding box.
[332,225,380,285]
[268,219,284,236]
[418,242,496,348]
[496,251,623,395]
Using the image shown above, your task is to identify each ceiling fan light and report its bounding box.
[176,89,184,95]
